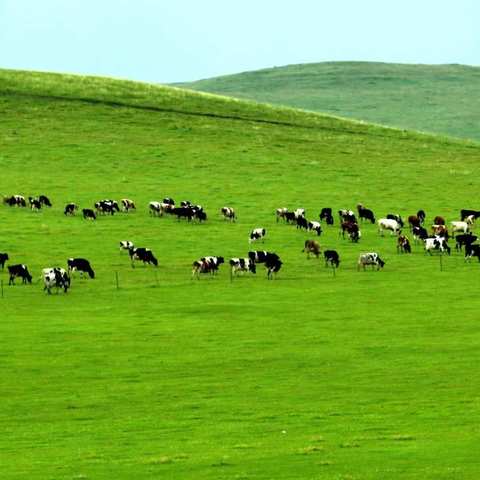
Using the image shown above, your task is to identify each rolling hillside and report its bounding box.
[1,69,480,480]
[178,62,480,141]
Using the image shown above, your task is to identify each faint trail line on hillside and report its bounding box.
[5,90,416,140]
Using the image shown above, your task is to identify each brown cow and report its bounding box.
[397,234,411,253]
[434,216,445,225]
[302,240,321,258]
[408,215,421,229]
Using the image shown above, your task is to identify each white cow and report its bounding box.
[451,221,469,236]
[378,218,401,236]
[249,228,266,244]
[424,236,451,255]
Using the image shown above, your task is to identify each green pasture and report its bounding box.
[1,70,480,479]
[179,61,480,142]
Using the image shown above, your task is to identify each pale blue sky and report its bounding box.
[1,0,478,83]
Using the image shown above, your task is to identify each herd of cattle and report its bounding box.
[2,194,480,294]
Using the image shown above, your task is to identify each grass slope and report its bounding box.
[178,61,480,141]
[1,69,480,480]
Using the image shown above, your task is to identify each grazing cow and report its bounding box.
[159,202,175,216]
[82,208,96,220]
[28,197,42,211]
[357,253,385,271]
[357,204,375,224]
[460,209,480,221]
[119,240,134,252]
[149,201,162,216]
[307,220,322,236]
[431,224,449,239]
[8,264,32,285]
[386,214,404,227]
[433,215,445,225]
[324,250,340,268]
[412,226,428,244]
[67,258,95,279]
[265,256,282,279]
[121,198,136,212]
[249,228,266,244]
[192,256,224,278]
[43,267,70,294]
[408,215,421,229]
[229,258,256,275]
[248,251,280,266]
[294,208,306,219]
[296,216,308,230]
[378,218,401,236]
[424,236,451,255]
[39,195,52,207]
[0,253,8,269]
[276,207,288,222]
[341,221,360,242]
[451,221,470,237]
[64,203,78,215]
[465,243,480,262]
[339,209,356,223]
[171,206,195,221]
[200,256,224,274]
[129,247,158,267]
[302,239,321,258]
[417,210,426,224]
[455,233,478,251]
[221,206,236,222]
[3,195,26,207]
[95,199,119,215]
[319,207,334,225]
[397,234,411,253]
[194,209,207,222]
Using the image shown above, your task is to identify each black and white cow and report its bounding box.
[412,226,428,244]
[324,250,340,268]
[248,251,279,265]
[149,201,162,216]
[121,198,136,212]
[192,256,224,278]
[95,199,119,215]
[43,267,70,294]
[0,253,9,269]
[221,206,236,222]
[28,197,42,211]
[39,195,52,207]
[249,228,266,244]
[82,208,96,220]
[129,247,158,267]
[307,220,322,236]
[3,195,26,207]
[67,258,95,279]
[119,240,134,252]
[339,209,356,223]
[8,264,32,284]
[465,243,480,262]
[424,236,451,255]
[265,255,282,279]
[200,256,224,274]
[460,209,480,221]
[455,233,478,251]
[357,253,385,270]
[64,203,78,216]
[386,214,404,228]
[229,258,256,275]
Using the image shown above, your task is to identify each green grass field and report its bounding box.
[178,61,480,142]
[1,69,480,479]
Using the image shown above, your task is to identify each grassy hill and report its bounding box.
[1,69,480,479]
[177,62,480,141]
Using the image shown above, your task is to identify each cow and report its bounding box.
[67,258,95,279]
[296,216,308,230]
[408,215,421,229]
[0,253,8,269]
[412,226,428,244]
[64,203,78,216]
[119,240,134,252]
[248,251,280,266]
[302,239,321,258]
[129,247,158,267]
[397,234,411,253]
[451,221,470,237]
[192,256,224,278]
[433,216,445,225]
[95,199,119,215]
[276,207,288,222]
[28,197,42,211]
[163,197,175,206]
[386,214,404,227]
[229,258,256,275]
[465,243,480,262]
[357,253,385,271]
[121,198,136,212]
[149,201,162,216]
[43,267,70,294]
[339,209,356,223]
[378,218,401,236]
[159,202,175,216]
[307,221,322,236]
[82,208,96,220]
[431,224,449,239]
[341,221,360,242]
[171,206,195,221]
[455,233,478,251]
[200,256,224,274]
[319,207,334,225]
[294,208,306,219]
[357,204,375,224]
[194,209,207,222]
[460,209,480,221]
[8,264,32,285]
[324,250,340,268]
[249,228,266,244]
[265,256,282,279]
[221,206,236,222]
[39,195,52,207]
[424,236,451,255]
[3,195,26,207]
[417,210,426,224]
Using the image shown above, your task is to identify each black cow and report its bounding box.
[67,258,95,279]
[460,209,480,221]
[417,209,426,224]
[465,244,480,262]
[455,233,478,251]
[357,204,375,224]
[129,247,158,267]
[194,209,207,222]
[83,208,96,220]
[319,208,334,225]
[265,256,282,279]
[0,253,8,269]
[28,197,42,211]
[39,195,52,207]
[8,264,32,285]
[296,216,308,230]
[324,250,340,268]
[64,203,78,215]
[172,206,195,221]
[412,226,428,244]
[4,195,26,207]
[248,251,279,265]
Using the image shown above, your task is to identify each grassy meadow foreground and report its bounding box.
[1,70,480,479]
[179,62,480,141]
